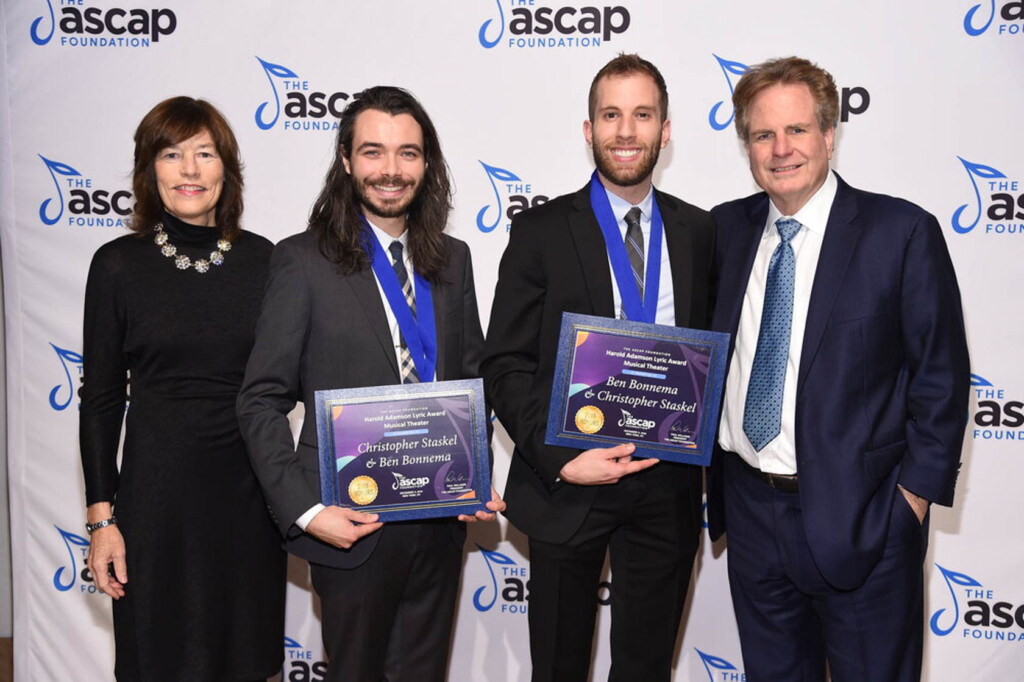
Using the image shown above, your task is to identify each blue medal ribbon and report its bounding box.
[363,218,437,382]
[588,170,663,323]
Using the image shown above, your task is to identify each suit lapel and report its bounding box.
[568,187,616,317]
[797,176,862,396]
[348,267,401,381]
[658,191,693,327]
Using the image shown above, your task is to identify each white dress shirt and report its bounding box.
[296,219,414,530]
[603,185,675,327]
[718,171,838,474]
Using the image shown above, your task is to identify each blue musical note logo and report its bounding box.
[53,525,90,592]
[255,56,300,130]
[477,161,522,233]
[708,54,749,131]
[479,0,506,48]
[49,343,83,411]
[473,544,519,611]
[30,0,56,45]
[930,564,983,636]
[952,157,1006,234]
[963,0,996,35]
[695,648,740,681]
[38,155,82,226]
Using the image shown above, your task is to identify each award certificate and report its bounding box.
[545,313,729,465]
[315,379,490,521]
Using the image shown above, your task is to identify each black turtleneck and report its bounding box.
[160,209,223,247]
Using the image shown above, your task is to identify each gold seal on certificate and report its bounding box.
[574,405,605,434]
[348,475,379,505]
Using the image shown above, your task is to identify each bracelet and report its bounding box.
[85,517,117,534]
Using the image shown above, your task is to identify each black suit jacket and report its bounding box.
[237,230,486,569]
[706,175,970,589]
[482,184,715,543]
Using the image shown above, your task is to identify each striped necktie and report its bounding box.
[388,240,419,383]
[621,205,644,319]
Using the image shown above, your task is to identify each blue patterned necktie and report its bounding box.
[388,240,419,384]
[743,218,802,451]
[621,206,644,320]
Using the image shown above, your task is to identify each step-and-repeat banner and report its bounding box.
[2,1,1021,680]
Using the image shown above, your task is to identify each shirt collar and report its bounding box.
[764,170,838,238]
[604,183,655,230]
[366,217,409,253]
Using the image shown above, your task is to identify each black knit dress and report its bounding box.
[80,212,286,681]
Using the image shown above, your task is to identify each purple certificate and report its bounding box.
[314,379,490,521]
[545,313,729,465]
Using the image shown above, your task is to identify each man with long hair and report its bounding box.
[238,86,502,682]
[482,54,715,681]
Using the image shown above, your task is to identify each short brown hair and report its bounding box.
[732,56,838,142]
[588,53,669,122]
[129,96,244,239]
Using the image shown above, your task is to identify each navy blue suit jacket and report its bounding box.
[706,174,970,590]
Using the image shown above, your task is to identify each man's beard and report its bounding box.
[592,138,661,188]
[355,174,421,219]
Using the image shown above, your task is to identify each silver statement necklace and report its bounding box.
[153,223,231,274]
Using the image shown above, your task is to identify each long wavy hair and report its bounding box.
[129,96,244,239]
[307,86,453,282]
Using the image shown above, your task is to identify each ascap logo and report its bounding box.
[478,0,631,49]
[707,54,870,132]
[48,343,83,412]
[618,408,655,430]
[695,648,745,681]
[391,472,430,490]
[37,156,132,228]
[970,374,1023,441]
[473,544,530,614]
[931,564,1024,642]
[52,525,98,594]
[476,161,548,234]
[708,55,749,131]
[254,57,350,132]
[951,157,1022,235]
[473,543,612,615]
[962,1,1024,36]
[30,0,177,47]
[283,637,328,682]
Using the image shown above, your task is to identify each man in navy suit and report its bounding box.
[707,57,970,681]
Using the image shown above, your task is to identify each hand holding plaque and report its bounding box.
[545,313,729,466]
[314,379,491,521]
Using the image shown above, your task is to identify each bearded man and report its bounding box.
[238,86,501,682]
[482,54,715,682]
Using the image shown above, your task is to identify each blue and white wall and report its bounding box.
[1,1,1021,679]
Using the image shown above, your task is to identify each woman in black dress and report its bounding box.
[80,96,286,681]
